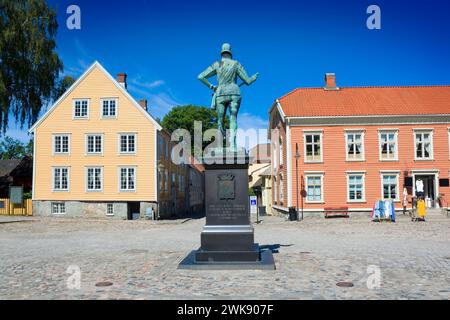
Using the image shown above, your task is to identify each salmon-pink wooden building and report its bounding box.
[269,74,450,215]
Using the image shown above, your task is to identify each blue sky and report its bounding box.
[7,0,450,142]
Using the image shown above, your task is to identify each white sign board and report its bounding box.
[249,196,257,214]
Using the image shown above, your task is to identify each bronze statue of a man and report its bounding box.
[198,43,258,151]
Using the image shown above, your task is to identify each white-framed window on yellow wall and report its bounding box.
[53,134,70,155]
[119,133,136,154]
[73,99,89,119]
[101,98,118,118]
[86,134,103,155]
[86,167,103,192]
[52,167,69,191]
[119,167,136,192]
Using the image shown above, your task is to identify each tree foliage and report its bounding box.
[53,75,76,101]
[0,136,33,159]
[0,0,63,132]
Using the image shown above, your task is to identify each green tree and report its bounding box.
[0,0,63,132]
[53,75,76,100]
[161,105,229,155]
[0,136,33,159]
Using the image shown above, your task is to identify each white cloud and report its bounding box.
[129,77,165,90]
[236,112,269,150]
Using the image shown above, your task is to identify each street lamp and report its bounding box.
[294,143,302,221]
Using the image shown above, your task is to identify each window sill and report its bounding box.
[53,153,70,156]
[305,201,324,204]
[119,190,137,193]
[119,153,137,156]
[86,153,104,156]
[414,158,435,162]
[346,159,366,162]
[73,117,89,120]
[304,161,324,164]
[379,159,399,162]
[347,200,367,203]
[52,190,70,193]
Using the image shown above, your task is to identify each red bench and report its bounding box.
[324,207,349,219]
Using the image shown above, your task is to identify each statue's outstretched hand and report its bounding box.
[251,73,259,83]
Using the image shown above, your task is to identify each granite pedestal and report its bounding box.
[179,151,275,270]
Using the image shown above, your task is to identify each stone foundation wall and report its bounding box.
[33,201,128,219]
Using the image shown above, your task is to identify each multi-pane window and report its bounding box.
[346,132,364,161]
[52,202,66,215]
[74,99,88,118]
[306,175,323,202]
[120,167,136,191]
[120,134,136,153]
[304,133,322,162]
[382,175,398,200]
[279,174,284,201]
[164,169,169,192]
[379,131,398,160]
[54,135,70,154]
[101,99,117,118]
[107,203,114,216]
[273,176,278,202]
[53,167,69,191]
[414,131,433,160]
[86,167,103,191]
[279,139,283,166]
[86,135,103,154]
[348,174,365,201]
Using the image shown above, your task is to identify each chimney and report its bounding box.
[138,99,148,111]
[324,73,339,90]
[117,73,127,89]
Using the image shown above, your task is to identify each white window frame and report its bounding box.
[85,167,103,192]
[52,202,66,215]
[85,134,104,155]
[279,138,283,166]
[380,173,400,201]
[279,174,284,202]
[73,99,89,119]
[52,167,70,192]
[305,173,324,203]
[378,130,399,162]
[273,176,278,203]
[100,98,118,119]
[303,131,323,163]
[346,172,366,203]
[345,130,365,162]
[52,134,71,155]
[118,133,137,154]
[414,129,434,161]
[106,203,114,216]
[119,166,137,192]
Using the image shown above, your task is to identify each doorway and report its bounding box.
[414,175,436,208]
[127,202,140,220]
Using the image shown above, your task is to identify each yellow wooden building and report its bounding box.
[29,61,166,219]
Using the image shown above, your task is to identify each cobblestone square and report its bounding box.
[0,212,449,300]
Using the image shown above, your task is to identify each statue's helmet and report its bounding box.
[221,43,232,57]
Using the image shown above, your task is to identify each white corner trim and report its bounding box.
[286,125,292,207]
[28,61,162,133]
[276,99,286,121]
[32,133,36,200]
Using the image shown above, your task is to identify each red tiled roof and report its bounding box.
[278,86,450,117]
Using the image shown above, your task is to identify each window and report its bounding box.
[53,167,69,191]
[119,134,136,154]
[306,175,323,202]
[382,174,399,200]
[273,176,278,203]
[347,174,365,202]
[279,138,283,166]
[414,130,433,160]
[52,202,66,215]
[73,99,89,118]
[107,203,114,216]
[120,167,136,191]
[86,167,103,191]
[101,99,117,118]
[379,131,398,161]
[304,132,322,162]
[53,135,70,154]
[273,143,277,169]
[86,135,103,154]
[279,174,284,201]
[346,131,364,161]
[164,169,169,192]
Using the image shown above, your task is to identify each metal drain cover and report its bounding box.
[336,281,354,287]
[95,281,113,287]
